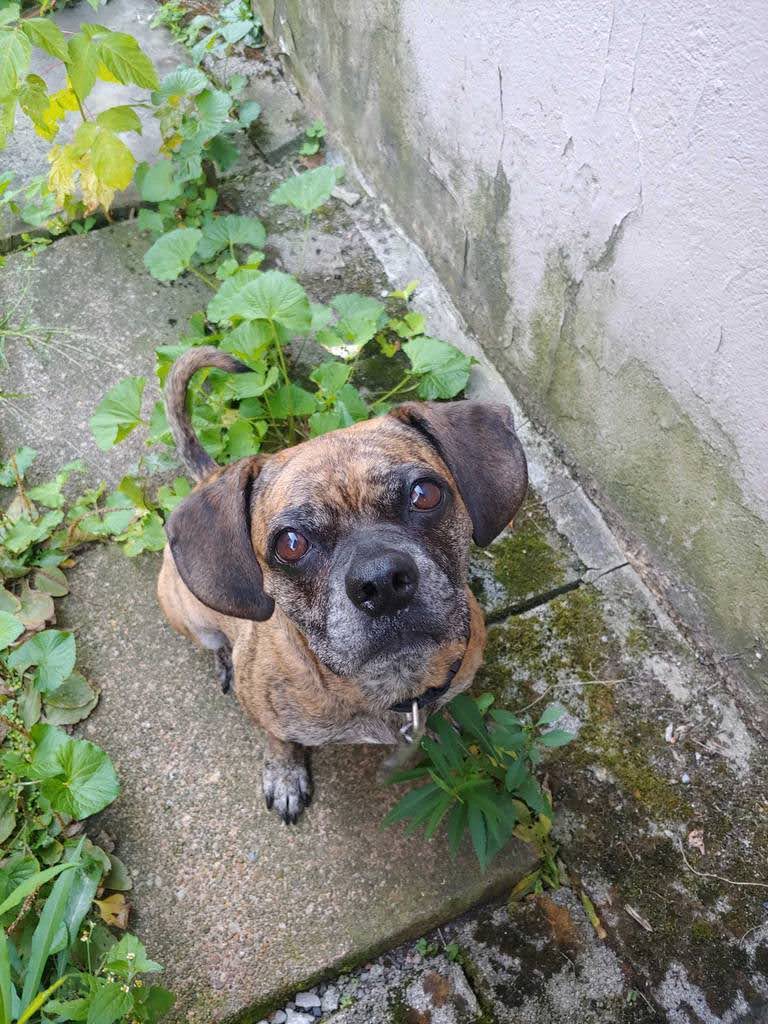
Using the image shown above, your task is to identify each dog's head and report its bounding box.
[166,401,527,709]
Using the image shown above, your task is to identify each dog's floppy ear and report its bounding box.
[165,457,274,621]
[391,400,528,546]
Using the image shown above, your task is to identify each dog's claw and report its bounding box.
[262,758,312,824]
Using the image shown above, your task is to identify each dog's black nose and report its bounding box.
[345,550,419,617]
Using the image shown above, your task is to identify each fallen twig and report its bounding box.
[678,839,768,890]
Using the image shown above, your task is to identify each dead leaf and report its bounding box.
[688,829,706,855]
[537,895,583,951]
[580,891,607,940]
[624,904,653,932]
[94,893,130,929]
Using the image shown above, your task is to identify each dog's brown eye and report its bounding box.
[410,480,442,511]
[275,529,309,563]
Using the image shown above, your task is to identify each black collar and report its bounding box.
[388,655,464,714]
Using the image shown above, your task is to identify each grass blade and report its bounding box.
[20,844,81,1010]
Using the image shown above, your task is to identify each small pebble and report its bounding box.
[285,1011,314,1024]
[321,987,340,1013]
[295,992,322,1010]
[270,1012,287,1024]
[681,772,691,784]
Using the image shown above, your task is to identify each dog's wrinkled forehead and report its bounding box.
[251,417,451,543]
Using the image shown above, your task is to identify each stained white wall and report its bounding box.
[400,0,768,518]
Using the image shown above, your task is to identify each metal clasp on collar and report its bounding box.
[398,700,421,744]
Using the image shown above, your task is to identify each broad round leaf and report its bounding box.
[30,724,120,819]
[0,610,23,649]
[207,269,311,332]
[95,104,142,134]
[7,629,75,693]
[137,160,182,203]
[197,215,266,262]
[89,377,145,450]
[268,165,336,215]
[143,228,202,282]
[154,65,208,101]
[403,336,473,400]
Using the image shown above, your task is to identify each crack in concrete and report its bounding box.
[484,561,629,625]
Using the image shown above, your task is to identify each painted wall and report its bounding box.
[259,0,768,685]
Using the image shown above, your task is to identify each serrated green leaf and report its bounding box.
[194,86,231,140]
[137,159,182,202]
[20,17,67,61]
[89,376,145,449]
[310,360,350,394]
[7,629,75,693]
[504,757,528,792]
[266,383,317,420]
[96,31,158,89]
[0,27,31,100]
[403,336,473,400]
[237,98,260,126]
[197,214,266,262]
[66,33,96,104]
[102,933,162,975]
[143,227,202,281]
[136,207,165,234]
[0,445,36,486]
[154,65,208,101]
[308,409,342,437]
[268,165,336,215]
[85,981,132,1024]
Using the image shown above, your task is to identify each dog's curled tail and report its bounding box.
[165,346,249,481]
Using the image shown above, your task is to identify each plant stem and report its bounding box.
[270,320,295,443]
[375,375,419,406]
[299,212,310,276]
[188,265,217,289]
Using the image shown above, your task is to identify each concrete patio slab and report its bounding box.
[0,223,209,485]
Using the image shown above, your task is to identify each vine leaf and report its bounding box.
[143,227,202,282]
[269,165,336,215]
[89,376,145,450]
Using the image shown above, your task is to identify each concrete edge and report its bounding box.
[226,839,538,1024]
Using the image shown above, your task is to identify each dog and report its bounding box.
[157,347,528,823]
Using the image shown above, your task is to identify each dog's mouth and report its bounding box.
[388,656,463,713]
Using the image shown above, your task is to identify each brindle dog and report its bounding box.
[157,348,528,823]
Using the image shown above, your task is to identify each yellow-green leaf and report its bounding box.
[91,127,135,189]
[96,104,141,134]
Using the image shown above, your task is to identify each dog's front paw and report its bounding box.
[262,758,312,825]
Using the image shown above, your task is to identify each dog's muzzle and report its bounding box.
[388,656,463,714]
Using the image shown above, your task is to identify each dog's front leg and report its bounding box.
[262,734,312,825]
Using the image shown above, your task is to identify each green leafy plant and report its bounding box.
[299,119,326,157]
[152,0,262,63]
[383,693,575,870]
[0,449,174,1022]
[0,3,159,224]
